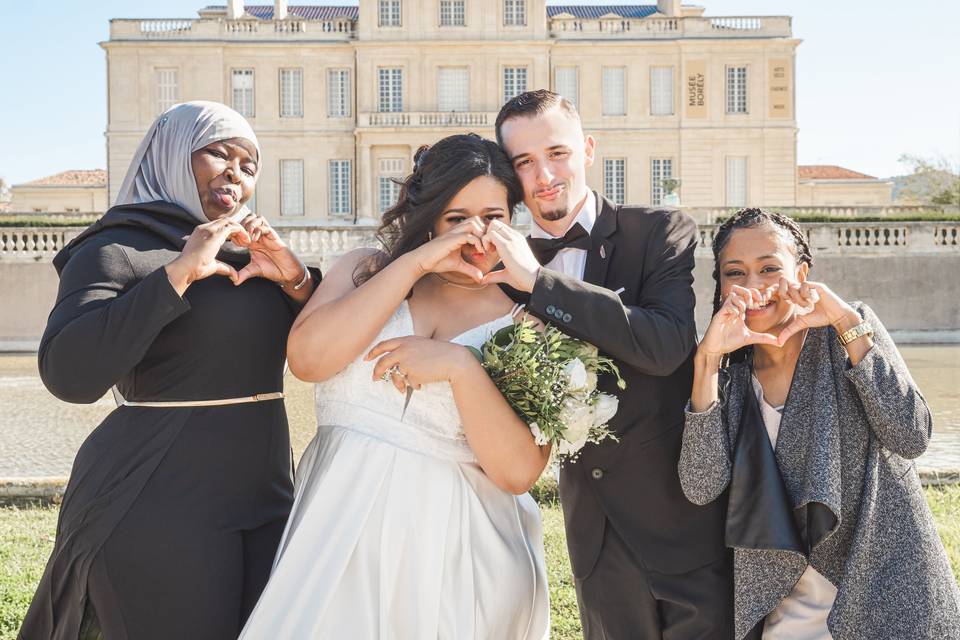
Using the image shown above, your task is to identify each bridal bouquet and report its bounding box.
[468,319,626,463]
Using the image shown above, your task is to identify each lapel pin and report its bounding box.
[599,245,607,259]
[613,287,625,295]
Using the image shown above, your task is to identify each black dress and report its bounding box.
[19,202,313,640]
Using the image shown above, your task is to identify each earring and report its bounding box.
[427,231,433,240]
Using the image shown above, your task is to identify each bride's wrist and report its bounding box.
[447,347,480,384]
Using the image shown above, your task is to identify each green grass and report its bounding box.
[2,487,959,640]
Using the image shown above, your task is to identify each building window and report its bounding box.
[602,67,626,116]
[155,68,178,115]
[651,158,673,206]
[438,67,469,112]
[503,67,528,103]
[726,65,748,114]
[379,177,401,213]
[379,158,404,214]
[378,68,403,112]
[554,66,578,109]
[379,0,401,26]
[329,160,352,218]
[604,158,626,205]
[280,159,304,216]
[440,0,465,26]
[280,68,303,118]
[231,69,255,117]
[327,69,351,117]
[650,66,674,116]
[726,156,748,206]
[504,0,526,26]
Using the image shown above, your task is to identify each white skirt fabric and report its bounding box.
[240,302,550,639]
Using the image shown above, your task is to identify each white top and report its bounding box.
[752,375,837,640]
[528,189,597,279]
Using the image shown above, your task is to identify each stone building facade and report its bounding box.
[101,0,799,223]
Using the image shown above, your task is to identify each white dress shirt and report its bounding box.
[528,190,598,279]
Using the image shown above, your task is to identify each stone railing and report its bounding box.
[6,223,956,265]
[0,228,81,261]
[358,111,498,128]
[110,17,356,41]
[684,205,943,224]
[695,222,960,256]
[549,15,791,39]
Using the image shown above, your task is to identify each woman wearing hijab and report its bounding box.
[19,101,317,640]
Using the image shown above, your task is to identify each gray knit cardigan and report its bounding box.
[679,302,960,639]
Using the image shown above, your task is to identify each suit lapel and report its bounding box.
[583,192,618,287]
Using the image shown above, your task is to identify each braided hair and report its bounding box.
[711,207,813,364]
[353,133,523,286]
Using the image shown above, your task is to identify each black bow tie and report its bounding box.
[527,223,592,265]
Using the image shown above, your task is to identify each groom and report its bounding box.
[486,90,733,639]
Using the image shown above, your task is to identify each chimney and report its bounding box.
[227,0,244,19]
[274,0,288,20]
[657,0,680,16]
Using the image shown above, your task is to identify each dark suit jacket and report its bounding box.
[519,193,727,578]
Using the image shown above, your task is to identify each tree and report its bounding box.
[894,154,960,206]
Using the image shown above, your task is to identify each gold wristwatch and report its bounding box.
[837,321,874,346]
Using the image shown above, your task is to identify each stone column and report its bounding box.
[274,0,288,21]
[227,0,244,19]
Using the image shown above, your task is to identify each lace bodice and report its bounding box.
[313,300,518,463]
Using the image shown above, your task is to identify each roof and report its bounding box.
[547,5,658,18]
[19,170,107,188]
[208,5,359,20]
[798,165,878,181]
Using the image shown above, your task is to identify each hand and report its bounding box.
[231,213,306,287]
[479,219,541,292]
[408,218,487,282]
[164,217,251,295]
[698,285,780,358]
[365,336,475,392]
[775,278,859,345]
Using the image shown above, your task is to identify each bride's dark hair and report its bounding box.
[353,133,523,286]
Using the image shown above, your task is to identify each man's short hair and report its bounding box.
[495,89,580,148]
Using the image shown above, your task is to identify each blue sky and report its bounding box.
[1,0,958,185]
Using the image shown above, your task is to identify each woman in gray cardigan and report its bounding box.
[679,208,960,640]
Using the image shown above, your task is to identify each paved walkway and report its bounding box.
[0,354,319,481]
[2,351,959,487]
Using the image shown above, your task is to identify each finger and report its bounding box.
[371,351,401,381]
[234,262,262,285]
[452,260,484,282]
[365,338,403,362]
[213,260,239,283]
[747,330,781,347]
[761,284,779,305]
[778,277,790,302]
[480,269,512,285]
[777,318,806,346]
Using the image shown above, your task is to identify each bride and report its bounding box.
[240,134,551,639]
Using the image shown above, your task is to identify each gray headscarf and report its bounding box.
[115,101,260,223]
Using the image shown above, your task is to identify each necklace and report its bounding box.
[431,272,489,291]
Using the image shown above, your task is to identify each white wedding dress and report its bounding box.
[240,300,550,639]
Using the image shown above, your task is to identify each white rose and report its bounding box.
[584,370,598,394]
[559,400,594,452]
[592,393,619,428]
[563,358,588,392]
[528,422,550,447]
